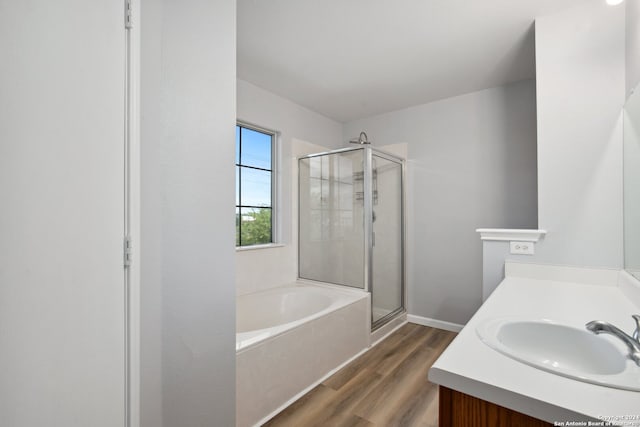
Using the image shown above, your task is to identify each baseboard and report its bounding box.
[370,314,407,346]
[407,314,464,333]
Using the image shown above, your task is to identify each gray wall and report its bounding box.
[141,0,236,426]
[482,1,626,300]
[344,79,538,325]
[140,0,163,424]
[532,1,624,269]
[627,0,640,98]
[624,72,640,275]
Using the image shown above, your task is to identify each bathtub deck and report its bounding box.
[263,323,457,427]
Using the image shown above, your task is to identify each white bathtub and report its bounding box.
[236,282,370,427]
[236,283,365,351]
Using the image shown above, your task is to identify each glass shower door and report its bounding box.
[299,149,366,289]
[371,154,404,326]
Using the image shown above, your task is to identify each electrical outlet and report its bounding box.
[510,241,535,255]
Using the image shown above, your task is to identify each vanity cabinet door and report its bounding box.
[439,387,552,427]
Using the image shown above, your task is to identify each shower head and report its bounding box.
[349,131,371,145]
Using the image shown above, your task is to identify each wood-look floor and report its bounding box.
[264,323,457,427]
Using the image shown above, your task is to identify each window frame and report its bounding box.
[235,121,278,248]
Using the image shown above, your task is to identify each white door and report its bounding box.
[0,1,127,426]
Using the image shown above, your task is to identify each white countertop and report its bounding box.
[429,263,640,425]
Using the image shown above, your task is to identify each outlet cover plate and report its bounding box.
[510,241,535,255]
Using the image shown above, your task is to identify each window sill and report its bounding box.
[235,243,286,252]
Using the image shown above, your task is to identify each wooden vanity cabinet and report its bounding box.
[439,386,553,427]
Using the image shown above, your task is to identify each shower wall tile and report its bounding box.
[236,244,297,295]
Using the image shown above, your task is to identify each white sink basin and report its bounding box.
[477,317,640,391]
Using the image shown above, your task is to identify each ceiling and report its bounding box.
[237,0,592,122]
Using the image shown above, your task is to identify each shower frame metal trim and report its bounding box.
[368,148,406,331]
[297,146,407,332]
[363,146,373,295]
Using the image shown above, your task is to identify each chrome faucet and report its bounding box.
[586,315,640,366]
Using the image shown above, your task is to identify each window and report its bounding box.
[236,123,275,247]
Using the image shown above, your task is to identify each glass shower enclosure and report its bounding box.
[298,146,405,330]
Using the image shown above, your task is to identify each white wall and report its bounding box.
[236,79,343,295]
[533,1,625,269]
[345,79,538,325]
[141,1,236,426]
[624,78,640,276]
[627,0,640,98]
